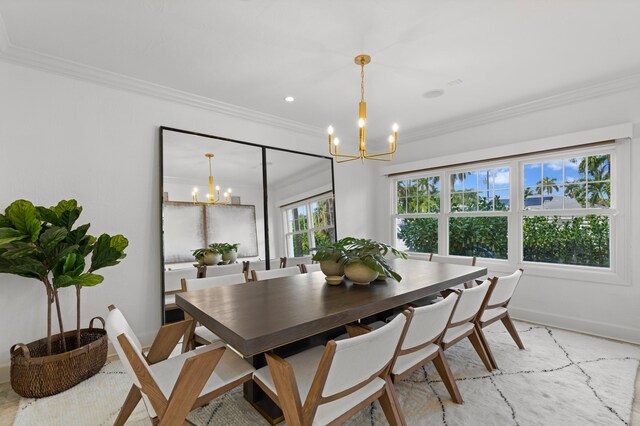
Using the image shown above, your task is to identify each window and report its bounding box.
[448,167,510,260]
[391,143,620,275]
[394,177,440,253]
[284,194,336,257]
[522,154,611,268]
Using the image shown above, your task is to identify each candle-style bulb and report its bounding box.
[392,123,399,132]
[227,188,232,193]
[334,137,340,146]
[358,118,365,128]
[388,135,394,144]
[193,187,198,193]
[327,126,334,135]
[215,185,220,191]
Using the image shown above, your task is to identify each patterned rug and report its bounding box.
[12,321,640,426]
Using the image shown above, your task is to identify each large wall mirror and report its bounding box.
[160,127,336,322]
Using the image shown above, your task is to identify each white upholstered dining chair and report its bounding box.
[253,311,412,426]
[389,293,464,403]
[251,266,301,282]
[180,273,247,351]
[475,269,524,369]
[163,268,196,310]
[440,279,495,372]
[106,305,254,426]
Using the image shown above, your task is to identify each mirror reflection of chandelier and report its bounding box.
[327,54,398,163]
[192,153,232,204]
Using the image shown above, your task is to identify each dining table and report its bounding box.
[176,258,487,423]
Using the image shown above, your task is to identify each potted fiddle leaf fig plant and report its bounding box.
[0,199,128,397]
[340,237,406,285]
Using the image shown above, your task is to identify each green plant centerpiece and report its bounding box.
[192,243,224,266]
[311,239,349,276]
[221,242,240,263]
[313,237,406,284]
[0,199,128,397]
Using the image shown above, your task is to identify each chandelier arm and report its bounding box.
[361,155,392,161]
[335,156,363,164]
[333,152,361,160]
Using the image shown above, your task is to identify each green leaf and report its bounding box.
[53,273,103,288]
[50,200,82,230]
[0,214,10,228]
[65,223,90,245]
[39,226,68,252]
[89,234,128,272]
[0,245,39,259]
[53,253,86,279]
[0,228,27,247]
[6,200,41,242]
[109,234,129,252]
[36,206,60,226]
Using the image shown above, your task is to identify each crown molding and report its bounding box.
[402,72,640,144]
[0,43,324,136]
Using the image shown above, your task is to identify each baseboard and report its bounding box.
[509,306,640,345]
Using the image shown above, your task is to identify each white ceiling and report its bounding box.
[2,1,640,142]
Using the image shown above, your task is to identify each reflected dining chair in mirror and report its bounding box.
[252,311,412,426]
[106,305,255,426]
[475,269,525,369]
[180,273,247,351]
[440,279,495,372]
[251,266,301,282]
[300,263,321,273]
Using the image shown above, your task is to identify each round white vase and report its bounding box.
[344,262,379,285]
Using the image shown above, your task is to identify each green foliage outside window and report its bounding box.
[448,217,508,259]
[522,215,609,267]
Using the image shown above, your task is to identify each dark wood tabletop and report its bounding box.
[176,258,487,357]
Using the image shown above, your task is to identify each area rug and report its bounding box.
[12,321,640,425]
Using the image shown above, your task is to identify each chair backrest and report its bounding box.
[164,268,196,292]
[182,273,247,292]
[301,263,321,273]
[450,279,491,324]
[429,254,477,266]
[402,293,458,350]
[105,307,147,389]
[320,312,408,398]
[284,256,312,268]
[251,266,301,282]
[487,269,523,307]
[204,262,244,277]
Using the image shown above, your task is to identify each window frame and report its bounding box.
[390,140,630,286]
[282,193,336,258]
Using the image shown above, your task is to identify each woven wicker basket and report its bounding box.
[9,317,108,398]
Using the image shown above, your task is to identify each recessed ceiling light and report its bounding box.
[423,89,444,99]
[448,79,463,86]
[284,96,295,102]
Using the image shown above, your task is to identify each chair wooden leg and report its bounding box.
[475,325,498,370]
[467,328,493,372]
[113,385,142,426]
[432,349,463,404]
[378,376,406,426]
[501,313,525,349]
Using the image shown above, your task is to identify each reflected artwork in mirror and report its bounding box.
[160,127,336,322]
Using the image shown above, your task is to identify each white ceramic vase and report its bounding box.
[203,252,222,266]
[320,260,345,276]
[222,250,238,263]
[344,262,379,285]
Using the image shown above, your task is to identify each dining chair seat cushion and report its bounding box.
[194,325,223,344]
[254,345,385,425]
[392,343,439,376]
[480,306,508,324]
[442,322,474,346]
[164,294,175,306]
[152,343,255,400]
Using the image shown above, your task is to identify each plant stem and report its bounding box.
[53,287,67,353]
[75,285,81,349]
[43,279,52,356]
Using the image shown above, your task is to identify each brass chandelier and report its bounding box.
[192,153,232,204]
[327,54,398,163]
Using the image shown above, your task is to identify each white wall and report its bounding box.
[0,60,378,375]
[376,87,640,344]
